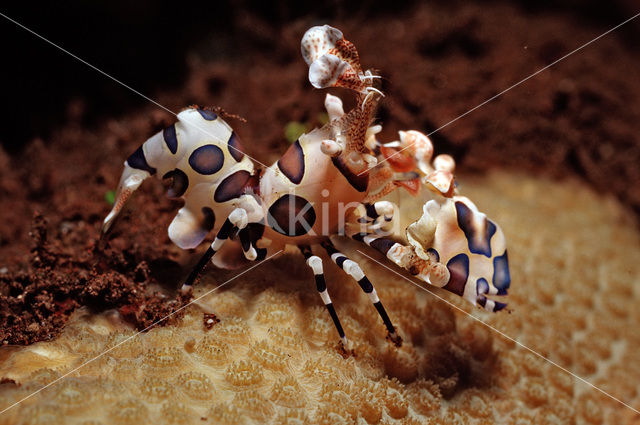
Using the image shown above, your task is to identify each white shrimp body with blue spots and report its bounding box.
[410,196,510,312]
[103,24,511,351]
[106,107,255,250]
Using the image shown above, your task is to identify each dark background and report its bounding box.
[1,0,638,152]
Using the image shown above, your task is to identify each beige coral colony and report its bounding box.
[2,24,640,425]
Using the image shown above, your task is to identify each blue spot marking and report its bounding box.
[201,207,215,231]
[476,277,489,307]
[493,301,507,312]
[163,124,178,154]
[127,146,156,175]
[267,195,316,237]
[189,144,224,175]
[162,169,189,198]
[476,278,489,295]
[197,108,217,121]
[370,238,395,255]
[278,139,305,184]
[214,170,251,203]
[427,248,440,262]
[443,253,469,296]
[455,201,496,257]
[331,156,368,192]
[228,132,245,162]
[493,251,511,295]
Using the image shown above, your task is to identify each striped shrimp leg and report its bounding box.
[179,208,248,292]
[320,240,402,346]
[299,245,349,349]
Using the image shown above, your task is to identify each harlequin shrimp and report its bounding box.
[103,24,510,349]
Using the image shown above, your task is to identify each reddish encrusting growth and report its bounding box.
[0,213,189,345]
[203,313,220,330]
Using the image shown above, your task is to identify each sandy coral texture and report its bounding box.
[1,173,639,424]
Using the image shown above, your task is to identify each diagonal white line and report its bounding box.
[0,11,269,169]
[0,250,283,416]
[361,11,640,175]
[356,249,640,415]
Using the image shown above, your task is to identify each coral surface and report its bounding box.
[1,173,639,424]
